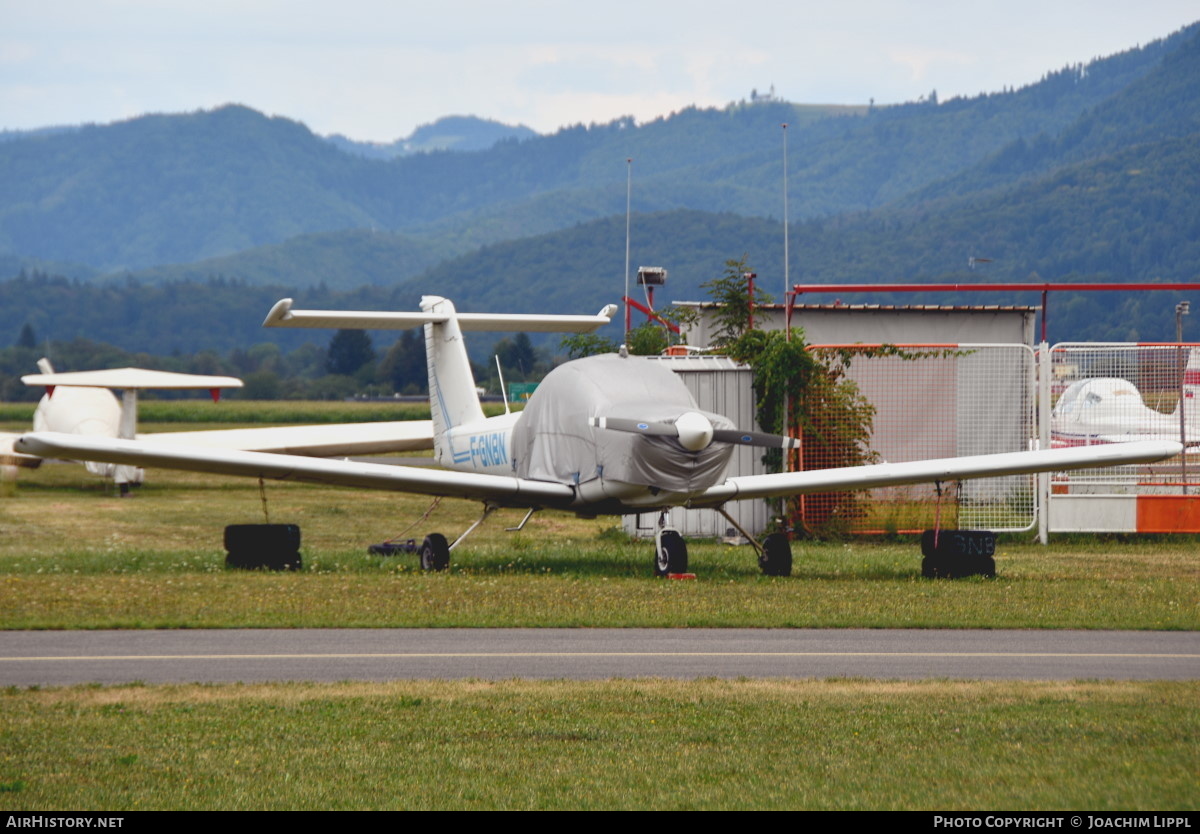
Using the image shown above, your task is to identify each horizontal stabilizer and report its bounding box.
[264,298,618,333]
[21,368,243,390]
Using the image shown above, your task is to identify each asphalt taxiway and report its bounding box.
[1,628,1196,685]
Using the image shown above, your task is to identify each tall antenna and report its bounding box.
[782,123,789,299]
[624,157,632,342]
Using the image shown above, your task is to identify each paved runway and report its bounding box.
[1,629,1197,685]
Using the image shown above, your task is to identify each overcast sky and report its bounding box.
[2,1,1196,142]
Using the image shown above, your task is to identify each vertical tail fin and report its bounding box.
[422,296,486,462]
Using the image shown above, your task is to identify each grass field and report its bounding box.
[1,679,1195,810]
[0,457,1197,629]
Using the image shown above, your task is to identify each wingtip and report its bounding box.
[263,298,294,328]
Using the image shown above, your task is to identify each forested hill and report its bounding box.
[325,115,538,159]
[2,22,1195,276]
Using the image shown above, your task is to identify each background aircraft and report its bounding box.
[1052,364,1199,448]
[17,297,1181,575]
[3,359,433,489]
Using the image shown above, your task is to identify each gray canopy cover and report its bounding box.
[512,354,735,492]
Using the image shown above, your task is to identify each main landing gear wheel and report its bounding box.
[419,533,450,572]
[654,528,688,577]
[758,532,793,577]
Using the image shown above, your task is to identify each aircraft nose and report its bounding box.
[675,411,714,451]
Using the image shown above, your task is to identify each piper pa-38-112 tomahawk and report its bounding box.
[16,296,1183,576]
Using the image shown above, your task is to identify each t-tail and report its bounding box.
[421,296,486,463]
[260,294,619,467]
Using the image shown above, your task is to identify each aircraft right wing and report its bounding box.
[14,432,574,505]
[140,421,434,457]
[689,440,1183,506]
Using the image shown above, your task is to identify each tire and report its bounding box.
[759,532,793,577]
[922,554,948,578]
[419,533,450,571]
[225,524,301,553]
[974,554,997,578]
[654,529,688,576]
[224,524,302,571]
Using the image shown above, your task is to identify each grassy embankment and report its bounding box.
[1,679,1195,810]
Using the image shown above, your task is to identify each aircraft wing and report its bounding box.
[139,421,434,457]
[14,432,574,505]
[690,440,1183,506]
[0,432,43,469]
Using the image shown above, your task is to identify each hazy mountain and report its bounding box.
[324,115,537,159]
[2,21,1199,351]
[2,22,1193,276]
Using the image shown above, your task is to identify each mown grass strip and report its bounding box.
[0,679,1194,811]
[1,570,1196,630]
[1,466,1197,629]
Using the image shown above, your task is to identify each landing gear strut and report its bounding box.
[653,511,688,576]
[373,502,528,572]
[716,507,793,577]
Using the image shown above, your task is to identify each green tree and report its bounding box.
[494,332,536,378]
[626,322,669,356]
[379,330,426,393]
[705,259,877,538]
[559,332,617,359]
[700,256,772,346]
[14,322,36,349]
[326,329,375,376]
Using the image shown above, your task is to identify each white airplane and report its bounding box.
[1052,374,1198,448]
[2,359,433,490]
[16,296,1182,576]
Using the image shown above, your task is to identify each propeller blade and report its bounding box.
[588,417,676,436]
[711,429,801,450]
[589,413,714,450]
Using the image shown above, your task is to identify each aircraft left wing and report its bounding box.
[14,432,574,505]
[140,421,434,457]
[690,440,1183,506]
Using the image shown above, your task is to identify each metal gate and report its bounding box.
[1043,342,1198,533]
[799,344,1037,534]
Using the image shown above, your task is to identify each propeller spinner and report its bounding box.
[589,412,800,451]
